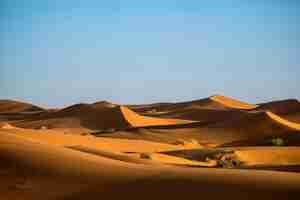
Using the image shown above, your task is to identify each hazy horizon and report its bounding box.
[1,0,299,107]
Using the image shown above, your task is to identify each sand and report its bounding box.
[1,96,300,199]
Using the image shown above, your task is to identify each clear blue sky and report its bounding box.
[1,0,299,107]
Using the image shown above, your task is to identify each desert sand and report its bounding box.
[1,95,300,199]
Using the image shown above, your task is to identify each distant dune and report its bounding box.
[1,95,300,199]
[120,106,194,127]
[209,95,258,109]
[3,103,194,130]
[256,99,300,114]
[0,99,44,113]
[130,95,257,113]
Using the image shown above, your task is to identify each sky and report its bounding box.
[0,0,299,108]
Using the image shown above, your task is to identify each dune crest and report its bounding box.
[120,106,195,127]
[0,122,17,129]
[266,111,300,131]
[0,99,44,113]
[209,95,257,110]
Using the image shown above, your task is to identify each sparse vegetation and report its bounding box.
[140,152,152,159]
[148,109,157,113]
[104,128,116,133]
[172,138,199,147]
[271,137,285,146]
[218,154,241,168]
[40,126,47,130]
[92,128,117,136]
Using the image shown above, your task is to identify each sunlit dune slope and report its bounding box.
[199,111,300,145]
[255,99,300,123]
[0,128,182,153]
[120,106,195,127]
[234,147,300,167]
[0,122,18,129]
[0,99,44,113]
[103,111,300,146]
[266,111,300,131]
[1,132,300,200]
[209,95,257,110]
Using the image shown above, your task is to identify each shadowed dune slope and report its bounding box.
[195,111,300,145]
[101,111,300,146]
[256,99,300,115]
[10,104,130,130]
[141,107,248,123]
[161,147,300,172]
[130,95,257,114]
[0,99,44,113]
[255,99,300,123]
[208,111,300,133]
[8,104,194,130]
[128,95,257,125]
[266,111,300,131]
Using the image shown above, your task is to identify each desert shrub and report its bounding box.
[271,138,285,146]
[140,153,152,159]
[104,128,116,133]
[172,139,187,145]
[40,126,47,130]
[148,109,157,113]
[189,139,199,145]
[172,138,199,147]
[218,154,241,168]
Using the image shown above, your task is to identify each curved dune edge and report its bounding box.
[65,145,216,167]
[266,111,300,131]
[120,106,195,127]
[235,147,300,166]
[0,122,18,130]
[2,129,300,199]
[209,95,257,110]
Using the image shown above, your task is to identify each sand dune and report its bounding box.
[256,99,300,114]
[100,111,300,147]
[161,146,300,172]
[1,96,300,199]
[130,95,257,114]
[4,104,195,131]
[120,106,194,127]
[209,95,257,109]
[0,128,182,153]
[266,111,300,130]
[198,111,300,144]
[0,122,18,129]
[1,131,300,200]
[128,96,257,126]
[0,99,44,113]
